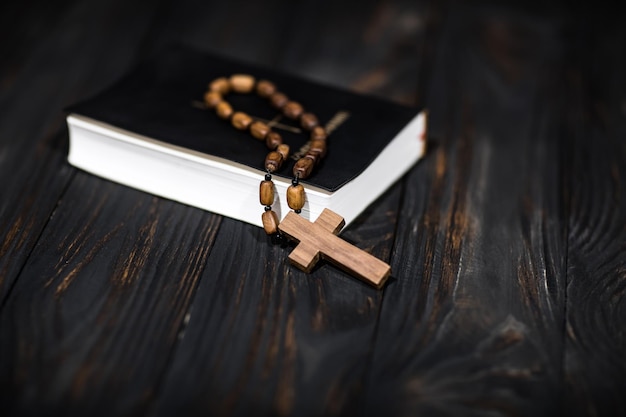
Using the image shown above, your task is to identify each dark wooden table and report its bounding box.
[1,1,625,416]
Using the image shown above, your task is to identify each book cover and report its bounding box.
[66,45,426,228]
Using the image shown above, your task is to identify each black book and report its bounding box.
[66,46,426,228]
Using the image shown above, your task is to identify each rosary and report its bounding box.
[204,74,391,288]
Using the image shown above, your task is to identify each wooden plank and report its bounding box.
[362,7,569,415]
[0,0,232,414]
[0,173,221,415]
[151,0,435,415]
[562,19,626,416]
[0,0,75,93]
[0,0,170,301]
[151,196,402,417]
[143,0,294,65]
[273,0,433,106]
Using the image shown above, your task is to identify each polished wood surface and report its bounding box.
[1,0,624,416]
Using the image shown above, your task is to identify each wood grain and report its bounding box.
[562,17,626,416]
[0,0,225,414]
[0,0,170,302]
[0,173,222,416]
[362,8,568,415]
[1,1,625,416]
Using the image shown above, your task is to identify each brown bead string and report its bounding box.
[204,74,328,235]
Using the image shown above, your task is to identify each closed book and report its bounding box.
[66,46,426,228]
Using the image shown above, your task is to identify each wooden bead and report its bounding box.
[261,210,280,235]
[209,77,230,94]
[308,139,327,159]
[293,157,315,179]
[229,74,256,93]
[300,112,319,130]
[311,126,327,141]
[283,101,304,119]
[231,112,253,130]
[250,121,270,140]
[287,184,306,211]
[203,91,222,109]
[270,92,289,109]
[265,131,283,149]
[304,152,319,166]
[216,101,233,119]
[276,143,290,160]
[265,151,283,172]
[259,180,275,206]
[256,80,276,97]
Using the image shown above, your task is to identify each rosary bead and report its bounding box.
[293,157,314,179]
[308,139,327,159]
[269,92,289,109]
[276,143,290,160]
[283,101,304,119]
[287,184,306,211]
[209,77,230,94]
[216,101,233,119]
[311,126,327,141]
[203,91,222,109]
[256,80,277,97]
[304,152,319,166]
[300,112,319,130]
[261,209,280,235]
[250,121,271,140]
[265,151,283,172]
[259,180,275,206]
[231,112,253,130]
[229,74,256,93]
[265,131,283,149]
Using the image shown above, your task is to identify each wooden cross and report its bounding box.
[278,209,391,288]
